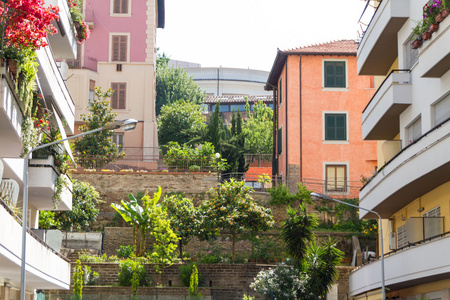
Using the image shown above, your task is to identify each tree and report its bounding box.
[74,87,124,168]
[243,100,273,154]
[162,194,200,258]
[156,55,205,115]
[53,180,101,230]
[157,100,206,147]
[203,180,274,260]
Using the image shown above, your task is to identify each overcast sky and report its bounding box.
[156,0,369,72]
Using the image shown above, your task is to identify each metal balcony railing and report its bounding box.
[66,56,98,72]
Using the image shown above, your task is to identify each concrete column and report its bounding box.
[441,288,450,300]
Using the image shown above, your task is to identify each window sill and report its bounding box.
[322,87,348,92]
[110,13,132,17]
[322,140,349,145]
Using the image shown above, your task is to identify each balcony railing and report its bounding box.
[66,56,98,72]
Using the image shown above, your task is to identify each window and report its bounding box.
[406,117,421,145]
[230,104,245,112]
[405,39,419,69]
[111,35,128,62]
[323,61,347,88]
[111,82,126,109]
[434,94,450,126]
[423,206,441,218]
[89,80,95,101]
[397,225,407,248]
[324,113,347,141]
[113,0,128,14]
[279,78,283,105]
[325,164,347,193]
[277,127,282,154]
[112,133,124,152]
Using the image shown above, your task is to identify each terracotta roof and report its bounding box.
[265,39,358,88]
[282,40,358,55]
[204,95,273,104]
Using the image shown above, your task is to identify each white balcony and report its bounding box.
[28,156,72,211]
[362,71,412,140]
[357,0,409,75]
[46,0,77,59]
[36,46,75,134]
[419,13,450,78]
[0,75,23,158]
[350,234,450,296]
[359,120,450,218]
[0,201,70,290]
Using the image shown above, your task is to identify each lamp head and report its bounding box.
[103,119,138,131]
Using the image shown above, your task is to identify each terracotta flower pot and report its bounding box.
[436,11,444,23]
[412,38,423,49]
[442,9,450,18]
[428,23,439,34]
[422,31,432,40]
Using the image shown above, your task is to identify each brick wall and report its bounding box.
[47,263,353,300]
[71,172,219,229]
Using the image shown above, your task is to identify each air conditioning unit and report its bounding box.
[389,232,397,250]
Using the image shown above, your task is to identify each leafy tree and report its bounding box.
[156,54,205,115]
[221,109,247,175]
[281,203,318,266]
[53,180,101,231]
[39,180,102,231]
[74,87,124,168]
[157,100,206,146]
[243,100,273,154]
[162,194,200,258]
[203,180,274,260]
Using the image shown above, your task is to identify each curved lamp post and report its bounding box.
[20,119,138,300]
[310,192,385,300]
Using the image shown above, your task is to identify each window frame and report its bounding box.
[323,111,349,144]
[277,126,282,155]
[109,33,130,62]
[405,115,422,145]
[111,82,127,110]
[112,133,125,152]
[323,163,349,195]
[110,0,131,17]
[278,77,283,107]
[322,59,348,91]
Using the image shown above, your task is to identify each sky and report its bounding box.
[156,0,369,72]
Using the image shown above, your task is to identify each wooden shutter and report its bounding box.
[111,83,126,109]
[113,0,128,14]
[112,35,127,62]
[277,127,282,154]
[324,61,346,88]
[326,165,347,192]
[325,113,346,141]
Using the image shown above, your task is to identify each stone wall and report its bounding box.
[72,172,219,229]
[46,263,353,300]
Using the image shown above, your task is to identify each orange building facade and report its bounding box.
[266,40,377,198]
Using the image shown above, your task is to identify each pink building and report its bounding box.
[266,40,377,198]
[66,0,164,158]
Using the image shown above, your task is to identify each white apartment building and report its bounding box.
[0,0,76,298]
[350,0,450,299]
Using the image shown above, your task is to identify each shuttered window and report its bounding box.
[112,35,127,62]
[277,127,282,155]
[325,165,347,192]
[113,0,128,14]
[111,83,126,109]
[324,61,346,88]
[279,77,282,105]
[325,113,347,141]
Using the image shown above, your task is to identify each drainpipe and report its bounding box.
[299,55,303,182]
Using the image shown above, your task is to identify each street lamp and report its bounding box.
[310,192,385,300]
[20,119,138,300]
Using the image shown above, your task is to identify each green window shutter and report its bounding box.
[324,61,346,88]
[279,78,282,105]
[277,127,282,154]
[325,114,346,141]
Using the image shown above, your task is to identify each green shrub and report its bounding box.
[188,264,202,299]
[83,266,99,286]
[179,263,203,287]
[189,165,201,172]
[118,259,150,287]
[117,245,135,259]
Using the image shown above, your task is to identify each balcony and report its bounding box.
[0,200,70,290]
[359,120,450,218]
[350,233,450,296]
[419,12,450,78]
[28,156,72,211]
[46,0,77,59]
[0,69,23,158]
[36,46,75,134]
[357,0,409,75]
[362,70,412,140]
